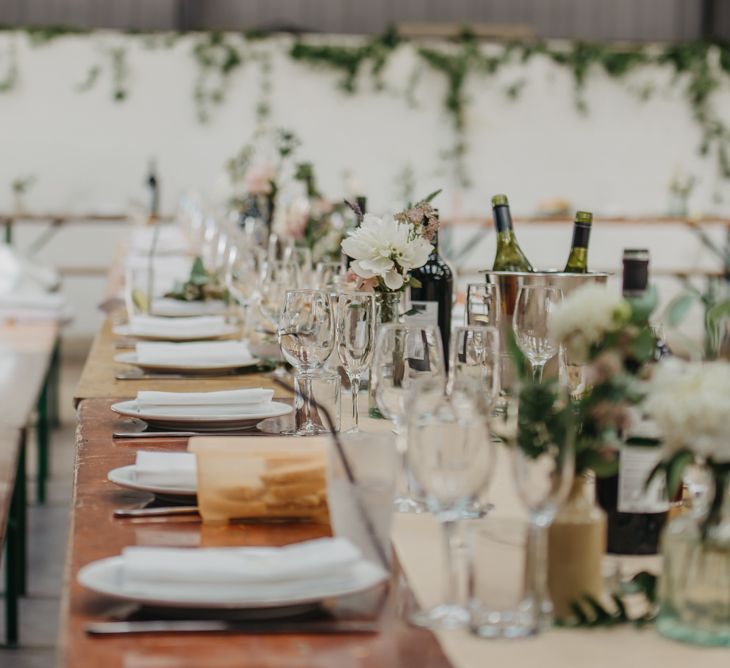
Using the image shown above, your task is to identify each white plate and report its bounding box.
[113,324,239,342]
[107,464,197,497]
[114,352,259,374]
[78,556,386,609]
[110,399,293,430]
[150,299,229,318]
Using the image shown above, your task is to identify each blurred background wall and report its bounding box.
[1,0,730,41]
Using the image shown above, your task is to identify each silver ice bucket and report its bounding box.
[483,270,610,385]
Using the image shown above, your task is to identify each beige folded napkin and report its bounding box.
[134,451,197,489]
[135,341,253,366]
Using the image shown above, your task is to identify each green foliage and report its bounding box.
[290,26,400,93]
[165,256,230,303]
[192,31,244,122]
[558,571,658,627]
[647,448,693,499]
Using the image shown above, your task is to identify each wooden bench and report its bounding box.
[0,321,62,646]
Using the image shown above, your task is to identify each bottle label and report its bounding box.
[617,445,669,513]
[405,301,438,326]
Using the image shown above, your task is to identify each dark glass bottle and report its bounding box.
[563,211,593,273]
[595,249,669,555]
[409,225,453,368]
[491,194,534,272]
[344,197,366,270]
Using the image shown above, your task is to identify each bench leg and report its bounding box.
[36,382,49,505]
[4,431,26,646]
[48,340,61,429]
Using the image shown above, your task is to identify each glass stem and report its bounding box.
[350,374,360,429]
[395,422,410,500]
[239,303,249,341]
[532,361,545,384]
[525,518,550,619]
[441,518,460,607]
[301,373,314,429]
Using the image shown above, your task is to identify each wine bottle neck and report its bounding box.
[492,205,513,233]
[570,221,591,250]
[430,231,439,254]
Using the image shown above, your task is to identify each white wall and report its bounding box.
[0,32,727,339]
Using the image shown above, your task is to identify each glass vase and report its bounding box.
[547,475,607,620]
[657,472,730,646]
[368,290,403,419]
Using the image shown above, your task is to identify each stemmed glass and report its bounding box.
[408,391,495,629]
[510,380,575,629]
[512,286,563,383]
[315,260,345,290]
[225,245,263,340]
[336,292,376,432]
[448,325,500,414]
[278,289,335,436]
[258,261,299,375]
[371,323,446,513]
[465,283,501,327]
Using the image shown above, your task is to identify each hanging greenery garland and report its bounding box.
[1,26,730,186]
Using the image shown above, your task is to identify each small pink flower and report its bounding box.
[345,269,377,291]
[311,197,333,217]
[243,163,275,196]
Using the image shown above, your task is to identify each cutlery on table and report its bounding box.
[113,505,199,518]
[115,371,237,381]
[86,620,380,636]
[113,428,257,439]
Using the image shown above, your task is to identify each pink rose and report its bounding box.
[243,163,275,196]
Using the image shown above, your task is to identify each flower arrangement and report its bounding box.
[644,358,730,532]
[164,256,229,303]
[512,282,659,476]
[341,191,440,294]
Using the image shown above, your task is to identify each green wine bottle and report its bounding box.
[491,194,534,272]
[563,211,593,273]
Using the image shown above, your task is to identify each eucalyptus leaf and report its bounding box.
[664,292,697,327]
[627,285,658,325]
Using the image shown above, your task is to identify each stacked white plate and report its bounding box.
[115,340,259,374]
[113,315,238,342]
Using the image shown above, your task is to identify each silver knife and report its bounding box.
[113,506,199,518]
[113,428,256,439]
[86,619,380,636]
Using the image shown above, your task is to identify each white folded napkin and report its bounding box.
[120,538,362,591]
[134,451,197,489]
[150,298,228,318]
[136,388,273,407]
[126,315,227,338]
[135,341,253,366]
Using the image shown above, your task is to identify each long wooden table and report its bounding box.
[60,397,450,667]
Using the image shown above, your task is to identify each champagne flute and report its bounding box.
[225,245,263,340]
[510,380,575,628]
[512,286,563,383]
[371,323,446,513]
[465,283,501,327]
[408,392,495,629]
[278,289,335,436]
[336,292,376,432]
[258,261,299,375]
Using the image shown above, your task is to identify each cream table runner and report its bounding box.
[390,444,727,668]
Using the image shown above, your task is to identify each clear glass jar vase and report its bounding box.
[368,291,403,419]
[657,471,730,647]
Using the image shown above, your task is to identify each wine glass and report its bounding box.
[408,392,496,629]
[336,292,376,432]
[283,245,314,287]
[278,289,335,436]
[315,260,345,290]
[465,283,501,327]
[225,245,263,340]
[257,261,299,375]
[448,325,500,414]
[371,323,446,513]
[509,380,575,628]
[512,286,563,383]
